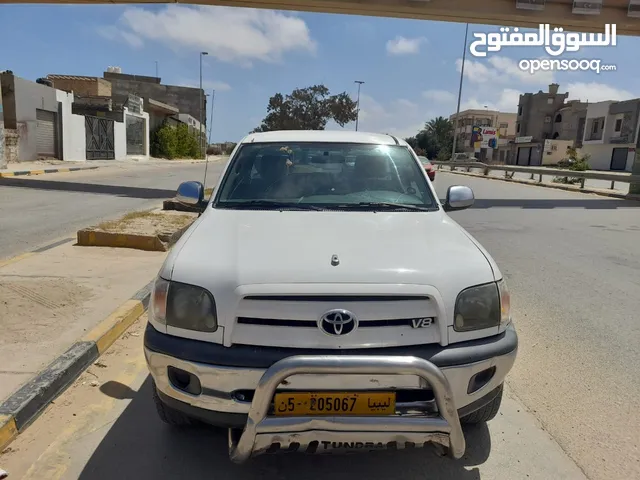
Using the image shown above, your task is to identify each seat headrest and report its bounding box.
[354,154,389,177]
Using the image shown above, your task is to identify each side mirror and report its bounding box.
[444,185,474,212]
[176,181,205,207]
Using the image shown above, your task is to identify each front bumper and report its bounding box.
[145,323,517,462]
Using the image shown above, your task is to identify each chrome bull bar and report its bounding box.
[228,355,466,463]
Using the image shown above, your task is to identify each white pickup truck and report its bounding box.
[144,130,518,463]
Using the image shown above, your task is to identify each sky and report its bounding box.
[2,4,640,142]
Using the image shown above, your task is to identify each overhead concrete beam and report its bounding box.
[3,0,640,35]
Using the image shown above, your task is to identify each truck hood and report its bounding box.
[169,208,495,288]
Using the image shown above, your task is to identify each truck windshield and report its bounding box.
[214,142,438,211]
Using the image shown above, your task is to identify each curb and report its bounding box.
[0,280,153,451]
[0,166,99,178]
[441,169,640,202]
[77,223,193,252]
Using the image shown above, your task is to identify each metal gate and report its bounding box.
[517,147,531,165]
[85,116,115,160]
[126,115,145,155]
[36,109,58,158]
[610,148,628,171]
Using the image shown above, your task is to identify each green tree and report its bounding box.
[425,116,454,154]
[252,85,358,132]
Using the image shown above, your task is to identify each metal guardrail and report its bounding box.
[432,161,640,193]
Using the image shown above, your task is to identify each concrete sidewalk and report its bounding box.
[0,238,165,403]
[0,155,227,177]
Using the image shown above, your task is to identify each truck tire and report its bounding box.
[153,385,194,427]
[459,384,503,424]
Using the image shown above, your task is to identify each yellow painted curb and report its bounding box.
[58,168,71,173]
[0,251,35,269]
[30,170,45,175]
[77,229,167,252]
[82,299,146,354]
[0,414,18,451]
[0,172,15,177]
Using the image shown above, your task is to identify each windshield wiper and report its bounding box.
[334,202,431,212]
[219,200,323,211]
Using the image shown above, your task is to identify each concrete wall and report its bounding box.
[104,71,205,127]
[0,80,5,168]
[541,139,573,165]
[0,73,60,162]
[580,143,634,171]
[48,77,112,97]
[497,112,517,138]
[55,89,87,161]
[608,99,640,144]
[114,119,126,160]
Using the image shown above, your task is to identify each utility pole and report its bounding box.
[208,89,215,145]
[199,51,208,159]
[451,23,469,160]
[354,80,364,131]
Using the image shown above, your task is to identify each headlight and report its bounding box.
[454,281,501,332]
[150,277,218,332]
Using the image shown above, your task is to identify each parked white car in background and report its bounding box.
[144,130,518,463]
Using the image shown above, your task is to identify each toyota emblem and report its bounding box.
[318,309,358,336]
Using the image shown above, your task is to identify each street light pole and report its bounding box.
[354,80,364,131]
[451,23,469,160]
[199,51,208,159]
[208,89,215,145]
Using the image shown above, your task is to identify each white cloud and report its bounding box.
[455,55,554,85]
[566,82,637,103]
[423,89,456,103]
[386,36,426,55]
[328,94,438,139]
[97,25,143,48]
[103,5,316,66]
[461,88,520,113]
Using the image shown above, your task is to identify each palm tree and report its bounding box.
[424,117,454,157]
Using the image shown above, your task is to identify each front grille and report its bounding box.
[237,317,435,328]
[243,295,430,302]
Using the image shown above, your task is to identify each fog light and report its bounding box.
[167,366,202,395]
[467,367,496,394]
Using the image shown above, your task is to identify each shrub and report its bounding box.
[151,122,202,159]
[207,145,223,155]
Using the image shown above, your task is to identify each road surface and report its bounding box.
[1,171,638,479]
[0,160,225,259]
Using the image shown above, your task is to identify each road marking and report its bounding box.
[0,252,35,269]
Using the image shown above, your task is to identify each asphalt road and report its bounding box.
[439,172,640,480]
[1,170,638,479]
[0,160,225,259]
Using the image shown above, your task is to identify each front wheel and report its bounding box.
[153,385,194,427]
[459,384,503,424]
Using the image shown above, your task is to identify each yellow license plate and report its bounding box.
[273,392,396,416]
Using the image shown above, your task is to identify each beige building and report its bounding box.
[449,109,517,163]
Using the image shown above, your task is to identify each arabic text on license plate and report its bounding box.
[273,392,396,416]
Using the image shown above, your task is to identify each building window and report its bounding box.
[499,122,508,129]
[614,118,622,132]
[592,121,599,134]
[547,97,554,104]
[518,106,522,116]
[516,123,520,133]
[555,114,562,123]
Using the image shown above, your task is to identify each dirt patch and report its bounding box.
[0,278,92,344]
[96,210,197,237]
